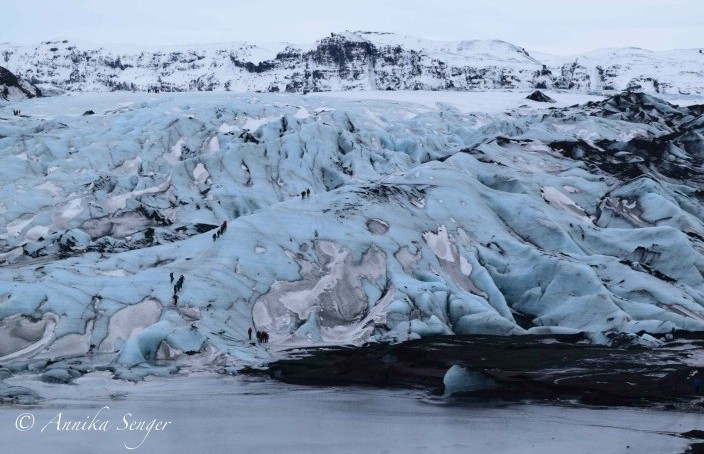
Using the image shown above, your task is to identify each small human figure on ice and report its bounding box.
[174,274,185,293]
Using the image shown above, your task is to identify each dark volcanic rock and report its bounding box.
[526,90,555,103]
[262,334,704,408]
[0,65,41,100]
[549,92,704,186]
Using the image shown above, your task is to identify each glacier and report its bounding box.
[0,88,704,387]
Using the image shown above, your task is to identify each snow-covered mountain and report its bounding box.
[1,88,704,385]
[1,32,703,95]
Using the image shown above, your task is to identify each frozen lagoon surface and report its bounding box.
[0,373,701,454]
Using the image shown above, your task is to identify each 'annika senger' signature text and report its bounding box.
[40,406,171,450]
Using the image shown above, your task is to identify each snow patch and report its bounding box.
[423,226,454,262]
[540,186,591,221]
[193,163,209,184]
[243,115,280,131]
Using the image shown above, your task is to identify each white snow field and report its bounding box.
[1,89,704,384]
[0,373,700,454]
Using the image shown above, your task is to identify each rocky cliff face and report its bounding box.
[0,65,41,100]
[1,32,702,95]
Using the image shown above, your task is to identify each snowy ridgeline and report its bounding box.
[0,89,704,381]
[2,32,704,95]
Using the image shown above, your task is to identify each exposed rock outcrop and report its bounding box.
[526,90,555,102]
[0,65,41,100]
